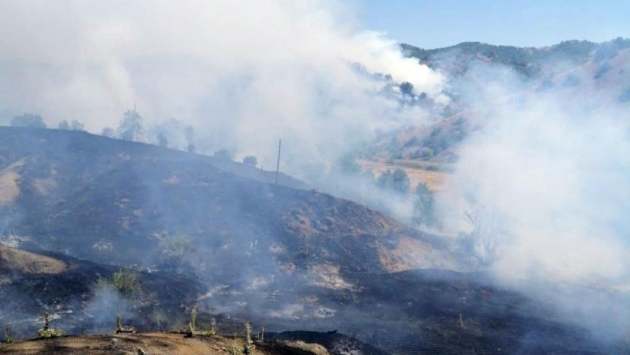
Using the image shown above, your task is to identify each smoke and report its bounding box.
[436,61,630,337]
[440,63,630,282]
[82,285,131,333]
[0,0,445,174]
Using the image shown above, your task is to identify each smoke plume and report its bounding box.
[0,0,445,174]
[436,60,630,337]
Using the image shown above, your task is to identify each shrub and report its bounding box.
[111,269,142,297]
[95,269,143,298]
[36,312,64,339]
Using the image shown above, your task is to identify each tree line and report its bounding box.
[8,110,261,168]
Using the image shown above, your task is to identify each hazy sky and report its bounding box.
[355,0,630,49]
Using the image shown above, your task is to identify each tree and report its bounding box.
[157,132,168,148]
[400,81,414,96]
[117,109,142,141]
[376,170,393,189]
[185,125,195,153]
[11,113,46,128]
[101,127,115,138]
[58,120,70,130]
[333,154,361,175]
[391,168,410,194]
[243,155,258,167]
[70,119,84,131]
[460,206,502,267]
[377,168,410,194]
[413,182,436,226]
[214,149,232,161]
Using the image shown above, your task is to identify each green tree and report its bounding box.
[413,182,436,226]
[58,119,70,130]
[185,125,195,153]
[70,119,85,131]
[377,168,410,194]
[117,109,142,141]
[11,113,46,128]
[377,170,392,189]
[400,81,414,96]
[243,155,258,167]
[391,168,410,194]
[157,132,168,148]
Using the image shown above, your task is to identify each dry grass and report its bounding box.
[0,333,326,355]
[279,340,329,355]
[357,159,451,192]
[0,159,24,206]
[377,236,456,273]
[0,245,67,274]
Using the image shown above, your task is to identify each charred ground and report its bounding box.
[0,127,627,354]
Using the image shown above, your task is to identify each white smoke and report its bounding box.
[0,0,446,173]
[439,63,630,285]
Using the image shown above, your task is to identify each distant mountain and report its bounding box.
[363,38,630,165]
[401,37,630,78]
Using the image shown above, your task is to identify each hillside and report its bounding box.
[360,38,630,190]
[0,127,450,271]
[0,244,202,337]
[1,127,628,354]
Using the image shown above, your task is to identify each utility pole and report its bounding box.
[274,139,282,186]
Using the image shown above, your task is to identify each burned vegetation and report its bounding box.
[0,128,628,354]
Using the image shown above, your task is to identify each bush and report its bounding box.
[111,269,142,297]
[95,270,141,297]
[36,312,64,339]
[37,328,65,338]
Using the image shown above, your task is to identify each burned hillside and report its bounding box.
[0,128,627,354]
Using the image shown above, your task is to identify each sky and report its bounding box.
[355,0,630,49]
